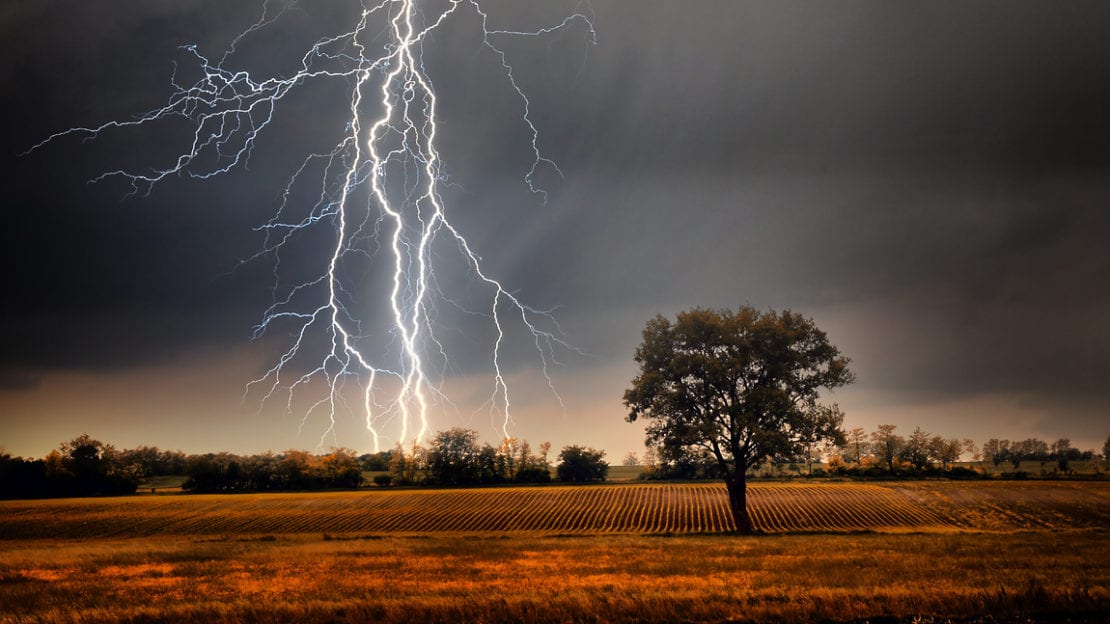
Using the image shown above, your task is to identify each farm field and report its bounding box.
[1,482,1107,623]
[1,530,1106,623]
[1,481,1107,539]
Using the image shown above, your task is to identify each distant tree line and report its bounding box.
[0,434,179,498]
[979,437,1097,474]
[837,428,1101,477]
[376,428,607,486]
[638,426,1108,480]
[4,428,1102,499]
[0,429,610,499]
[181,448,364,492]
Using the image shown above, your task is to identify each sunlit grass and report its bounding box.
[1,531,1106,623]
[1,482,1107,622]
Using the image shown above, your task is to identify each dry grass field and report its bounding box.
[1,481,1107,623]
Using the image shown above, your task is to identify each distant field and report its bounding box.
[606,465,643,481]
[135,475,187,490]
[1,481,1106,539]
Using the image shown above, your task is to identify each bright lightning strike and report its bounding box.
[28,0,594,451]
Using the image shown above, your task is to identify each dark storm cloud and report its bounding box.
[516,0,1110,413]
[548,171,1110,403]
[2,1,340,372]
[3,0,1109,445]
[547,1,1110,176]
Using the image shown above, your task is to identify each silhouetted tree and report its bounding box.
[625,307,852,533]
[963,439,979,465]
[796,405,842,474]
[556,446,608,482]
[182,453,217,492]
[428,428,484,485]
[0,453,47,499]
[640,446,722,480]
[511,439,552,483]
[1050,438,1079,473]
[982,439,1011,469]
[840,427,868,466]
[57,434,138,496]
[496,437,522,480]
[359,451,392,472]
[513,464,552,483]
[900,427,932,472]
[929,436,963,471]
[116,446,185,479]
[388,442,426,484]
[871,425,905,474]
[245,452,280,490]
[1011,438,1049,470]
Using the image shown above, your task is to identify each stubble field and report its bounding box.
[1,481,1107,623]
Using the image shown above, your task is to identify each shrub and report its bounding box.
[514,466,552,483]
[556,446,608,482]
[945,467,981,479]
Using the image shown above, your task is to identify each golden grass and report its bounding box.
[1,482,1107,622]
[0,531,1106,623]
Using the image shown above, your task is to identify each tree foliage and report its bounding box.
[388,429,552,486]
[181,447,363,492]
[427,428,484,486]
[870,425,904,473]
[1011,438,1050,469]
[982,439,1011,467]
[929,436,964,471]
[840,427,868,465]
[1050,438,1080,473]
[624,306,852,532]
[0,434,139,498]
[900,427,932,472]
[556,446,608,482]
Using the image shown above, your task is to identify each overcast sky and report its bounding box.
[3,1,1109,459]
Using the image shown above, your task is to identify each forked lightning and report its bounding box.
[28,0,594,450]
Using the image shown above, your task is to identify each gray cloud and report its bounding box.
[3,1,1108,451]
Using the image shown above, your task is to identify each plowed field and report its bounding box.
[1,481,1105,539]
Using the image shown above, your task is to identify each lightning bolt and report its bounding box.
[27,0,595,451]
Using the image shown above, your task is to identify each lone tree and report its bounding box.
[624,307,853,533]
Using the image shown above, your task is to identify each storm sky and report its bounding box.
[3,1,1109,459]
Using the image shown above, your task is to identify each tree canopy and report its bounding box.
[624,306,853,532]
[556,446,609,482]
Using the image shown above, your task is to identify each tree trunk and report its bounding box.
[724,476,753,533]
